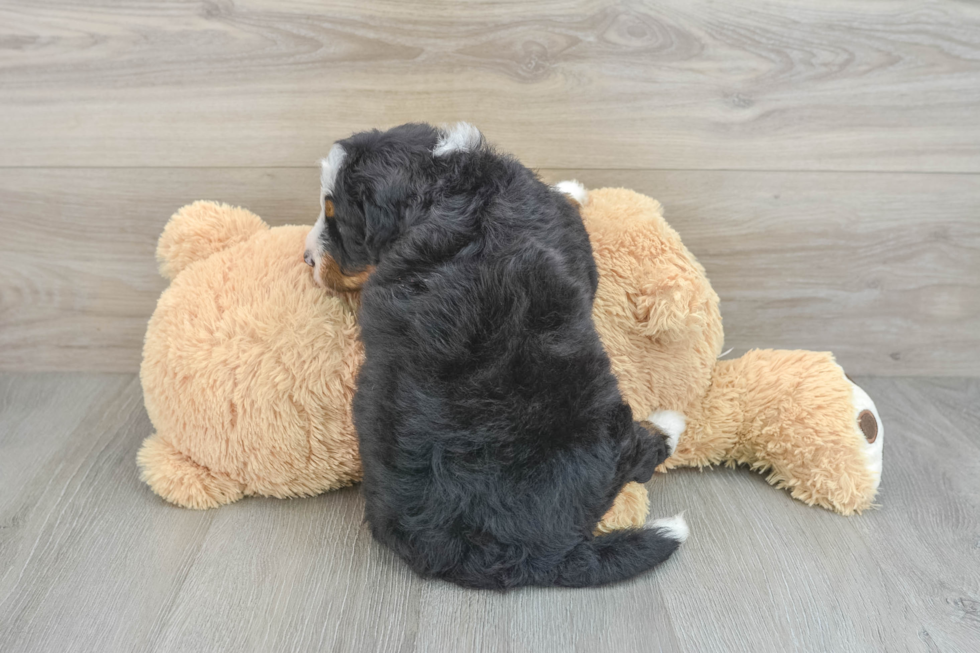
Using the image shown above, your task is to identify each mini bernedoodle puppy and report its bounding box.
[305,123,688,589]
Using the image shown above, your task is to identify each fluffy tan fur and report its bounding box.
[140,203,364,509]
[581,189,881,523]
[139,190,881,522]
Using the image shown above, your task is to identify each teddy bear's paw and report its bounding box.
[847,379,884,494]
[137,433,245,509]
[554,180,589,206]
[646,409,686,456]
[645,512,689,543]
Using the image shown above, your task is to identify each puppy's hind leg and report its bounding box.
[626,424,667,485]
[646,410,686,457]
[628,411,687,484]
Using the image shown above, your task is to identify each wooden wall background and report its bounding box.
[1,0,978,375]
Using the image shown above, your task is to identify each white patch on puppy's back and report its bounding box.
[320,144,347,200]
[433,122,483,157]
[555,180,589,205]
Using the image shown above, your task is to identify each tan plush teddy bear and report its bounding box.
[139,202,364,508]
[138,186,883,524]
[563,183,883,528]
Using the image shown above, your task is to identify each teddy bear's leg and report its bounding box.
[671,350,884,515]
[735,353,885,515]
[136,433,245,509]
[655,392,736,471]
[762,364,884,515]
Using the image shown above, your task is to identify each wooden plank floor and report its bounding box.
[1,373,977,652]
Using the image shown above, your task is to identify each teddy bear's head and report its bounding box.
[140,202,364,508]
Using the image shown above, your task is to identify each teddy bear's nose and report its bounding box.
[304,250,315,267]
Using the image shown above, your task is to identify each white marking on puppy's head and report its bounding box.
[320,143,347,202]
[304,144,348,285]
[433,122,483,157]
[304,216,326,284]
[555,180,589,206]
[646,513,689,543]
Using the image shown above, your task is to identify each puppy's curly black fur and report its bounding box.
[311,123,685,589]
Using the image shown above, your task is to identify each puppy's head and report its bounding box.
[304,122,483,291]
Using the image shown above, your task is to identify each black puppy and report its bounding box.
[304,123,688,589]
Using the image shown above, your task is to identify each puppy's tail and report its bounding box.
[549,514,688,588]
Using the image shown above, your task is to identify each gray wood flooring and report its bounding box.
[1,373,977,652]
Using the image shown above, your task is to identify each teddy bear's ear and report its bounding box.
[583,187,721,343]
[156,201,268,280]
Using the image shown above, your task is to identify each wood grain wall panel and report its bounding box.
[1,0,979,170]
[2,168,975,374]
[553,169,980,377]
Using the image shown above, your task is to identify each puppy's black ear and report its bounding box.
[363,201,397,261]
[362,183,408,263]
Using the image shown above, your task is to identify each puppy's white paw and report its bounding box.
[647,409,686,456]
[646,513,689,543]
[554,180,589,205]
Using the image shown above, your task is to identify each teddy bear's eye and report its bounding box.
[324,199,335,218]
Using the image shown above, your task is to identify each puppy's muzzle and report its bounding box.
[304,250,315,267]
